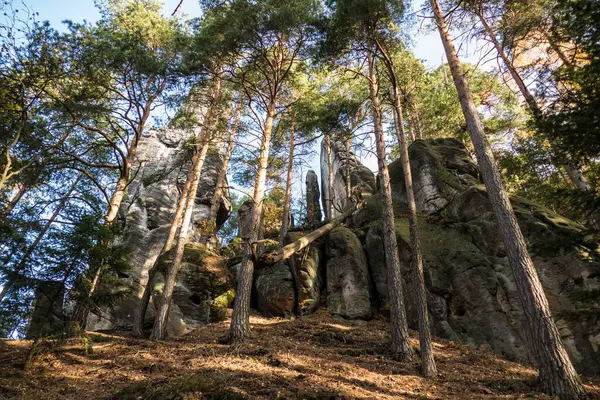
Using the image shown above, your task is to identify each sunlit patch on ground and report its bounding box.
[1,309,599,399]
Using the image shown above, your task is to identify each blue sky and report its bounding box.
[24,0,466,68]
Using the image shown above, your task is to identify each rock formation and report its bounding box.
[84,114,600,376]
[305,170,321,224]
[320,136,376,219]
[287,231,321,315]
[360,138,599,374]
[251,137,600,374]
[86,87,232,334]
[325,226,372,320]
[26,280,65,339]
[254,262,295,317]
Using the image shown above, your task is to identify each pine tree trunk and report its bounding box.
[476,11,591,192]
[228,100,276,343]
[323,134,334,220]
[279,115,295,246]
[344,136,352,204]
[376,37,437,376]
[432,2,586,398]
[367,51,414,362]
[1,183,28,222]
[404,106,418,141]
[149,76,221,341]
[72,83,161,328]
[205,99,242,240]
[132,176,191,337]
[412,105,423,140]
[392,85,437,377]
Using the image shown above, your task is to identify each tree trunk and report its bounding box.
[344,136,352,204]
[228,100,276,343]
[367,51,414,362]
[323,133,334,220]
[432,1,586,398]
[404,106,420,141]
[132,175,191,337]
[375,37,437,377]
[412,105,423,140]
[476,11,591,192]
[104,174,128,225]
[279,114,295,246]
[262,202,357,265]
[206,98,242,240]
[1,183,28,222]
[149,75,221,341]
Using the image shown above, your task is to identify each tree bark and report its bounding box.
[375,37,437,377]
[367,51,414,362]
[476,10,591,192]
[206,98,243,240]
[404,105,420,141]
[1,183,28,222]
[262,202,357,266]
[149,75,221,341]
[228,99,276,343]
[132,174,191,337]
[279,114,295,246]
[412,105,423,140]
[323,133,334,220]
[432,1,586,398]
[344,136,352,204]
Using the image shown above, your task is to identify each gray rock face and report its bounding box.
[254,262,295,317]
[86,87,232,334]
[320,136,376,220]
[360,138,600,374]
[287,232,322,315]
[305,170,322,224]
[388,138,479,214]
[26,280,65,339]
[325,227,372,320]
[151,243,233,336]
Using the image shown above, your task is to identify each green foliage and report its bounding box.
[417,63,525,142]
[536,0,600,160]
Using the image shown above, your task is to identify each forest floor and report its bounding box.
[1,309,599,400]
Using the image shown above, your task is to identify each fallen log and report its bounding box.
[257,202,361,265]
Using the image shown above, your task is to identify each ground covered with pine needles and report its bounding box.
[1,310,599,399]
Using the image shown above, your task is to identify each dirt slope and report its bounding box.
[1,310,599,399]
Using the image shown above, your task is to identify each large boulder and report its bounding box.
[325,227,372,320]
[320,136,376,220]
[86,86,232,332]
[388,138,479,214]
[25,280,65,339]
[254,262,295,318]
[360,138,600,374]
[151,243,234,336]
[364,220,453,339]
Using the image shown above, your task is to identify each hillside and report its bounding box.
[1,310,599,400]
